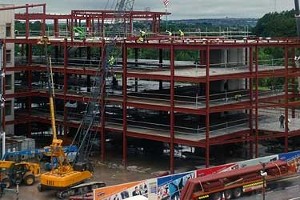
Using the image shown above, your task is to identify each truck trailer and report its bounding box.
[180,160,297,200]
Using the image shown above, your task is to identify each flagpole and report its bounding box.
[162,0,169,30]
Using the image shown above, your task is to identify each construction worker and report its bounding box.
[108,56,115,66]
[15,30,19,36]
[112,74,118,89]
[279,114,285,128]
[234,94,242,101]
[0,94,5,107]
[166,30,172,36]
[138,29,146,42]
[179,29,184,39]
[166,30,172,41]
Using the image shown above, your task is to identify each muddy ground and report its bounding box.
[0,151,200,200]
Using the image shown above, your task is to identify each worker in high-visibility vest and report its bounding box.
[179,29,184,39]
[166,30,172,41]
[166,30,172,36]
[108,56,115,66]
[138,29,146,42]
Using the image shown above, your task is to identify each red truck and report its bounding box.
[180,160,297,200]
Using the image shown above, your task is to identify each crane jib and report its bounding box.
[71,0,135,165]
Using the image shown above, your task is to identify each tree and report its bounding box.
[253,10,297,37]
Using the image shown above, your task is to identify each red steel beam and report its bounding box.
[16,13,71,20]
[126,131,171,143]
[210,130,250,143]
[5,91,39,98]
[0,3,45,11]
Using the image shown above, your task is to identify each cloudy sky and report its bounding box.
[3,0,297,19]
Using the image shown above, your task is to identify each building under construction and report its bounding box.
[1,3,300,173]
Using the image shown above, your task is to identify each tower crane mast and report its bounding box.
[294,0,300,36]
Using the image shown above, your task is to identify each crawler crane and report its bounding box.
[36,36,104,199]
[70,0,135,168]
[38,0,135,198]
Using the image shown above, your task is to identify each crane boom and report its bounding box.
[38,36,58,141]
[38,1,135,198]
[295,0,300,36]
[295,0,300,15]
[72,0,135,165]
[37,36,94,199]
[116,0,135,12]
[48,58,57,140]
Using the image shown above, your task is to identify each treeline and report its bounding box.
[14,10,299,62]
[15,9,298,37]
[253,10,297,37]
[253,10,298,90]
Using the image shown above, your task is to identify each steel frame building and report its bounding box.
[1,4,300,173]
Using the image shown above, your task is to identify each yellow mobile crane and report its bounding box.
[37,36,104,199]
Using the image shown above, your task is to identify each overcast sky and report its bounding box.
[3,0,297,19]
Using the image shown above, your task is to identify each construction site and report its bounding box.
[1,1,300,200]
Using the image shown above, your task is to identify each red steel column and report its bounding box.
[205,42,210,168]
[42,4,46,36]
[100,42,106,162]
[101,14,105,38]
[152,15,158,33]
[86,16,91,35]
[66,19,69,34]
[27,43,33,137]
[122,41,128,168]
[71,10,74,43]
[158,49,163,90]
[284,46,289,152]
[200,50,206,66]
[28,44,33,65]
[291,48,296,118]
[248,47,254,159]
[91,17,95,37]
[170,41,175,174]
[154,15,161,33]
[255,45,259,157]
[54,19,59,38]
[97,17,100,37]
[129,13,133,37]
[63,38,68,139]
[28,52,33,137]
[26,4,29,39]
